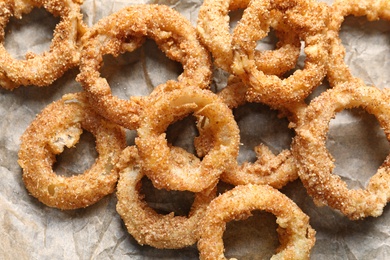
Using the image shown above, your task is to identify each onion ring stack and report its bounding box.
[77,4,212,130]
[18,92,126,210]
[0,0,86,90]
[292,81,390,220]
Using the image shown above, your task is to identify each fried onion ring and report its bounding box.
[326,0,390,87]
[292,80,390,220]
[18,92,126,210]
[197,184,316,260]
[231,0,330,107]
[76,4,212,130]
[135,82,240,192]
[195,77,299,189]
[197,0,301,75]
[116,146,216,249]
[0,0,86,90]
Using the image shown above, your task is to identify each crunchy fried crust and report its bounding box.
[18,92,126,210]
[116,146,216,249]
[76,4,212,130]
[292,80,390,220]
[197,184,316,260]
[0,0,86,89]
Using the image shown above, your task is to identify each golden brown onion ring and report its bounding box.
[77,4,212,130]
[195,77,299,189]
[197,184,316,260]
[116,146,216,249]
[231,0,330,107]
[135,81,240,192]
[326,0,390,87]
[197,0,301,75]
[18,92,126,210]
[292,80,390,220]
[0,0,86,90]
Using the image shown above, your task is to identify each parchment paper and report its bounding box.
[1,0,390,259]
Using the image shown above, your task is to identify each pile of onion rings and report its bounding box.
[6,0,390,258]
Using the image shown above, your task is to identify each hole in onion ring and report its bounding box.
[228,8,243,33]
[4,8,59,59]
[339,16,390,88]
[326,108,390,189]
[254,28,278,52]
[143,40,184,86]
[223,210,279,259]
[53,130,98,177]
[100,39,183,100]
[233,102,294,164]
[281,42,306,79]
[166,115,198,156]
[140,176,195,217]
[304,80,330,104]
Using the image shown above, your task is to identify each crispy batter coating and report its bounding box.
[135,82,240,192]
[292,80,390,220]
[231,0,330,107]
[116,146,216,249]
[197,0,301,75]
[77,4,212,130]
[0,0,86,89]
[18,92,126,210]
[326,0,390,87]
[197,184,316,260]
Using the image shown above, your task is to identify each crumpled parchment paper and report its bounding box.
[1,0,390,259]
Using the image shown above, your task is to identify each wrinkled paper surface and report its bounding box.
[1,0,390,259]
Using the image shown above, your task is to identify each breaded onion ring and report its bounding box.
[197,184,316,260]
[221,85,298,188]
[0,0,86,90]
[116,146,216,249]
[292,80,390,220]
[18,92,126,210]
[326,0,390,87]
[231,0,330,107]
[196,77,299,189]
[135,82,240,192]
[197,0,301,75]
[77,4,212,130]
